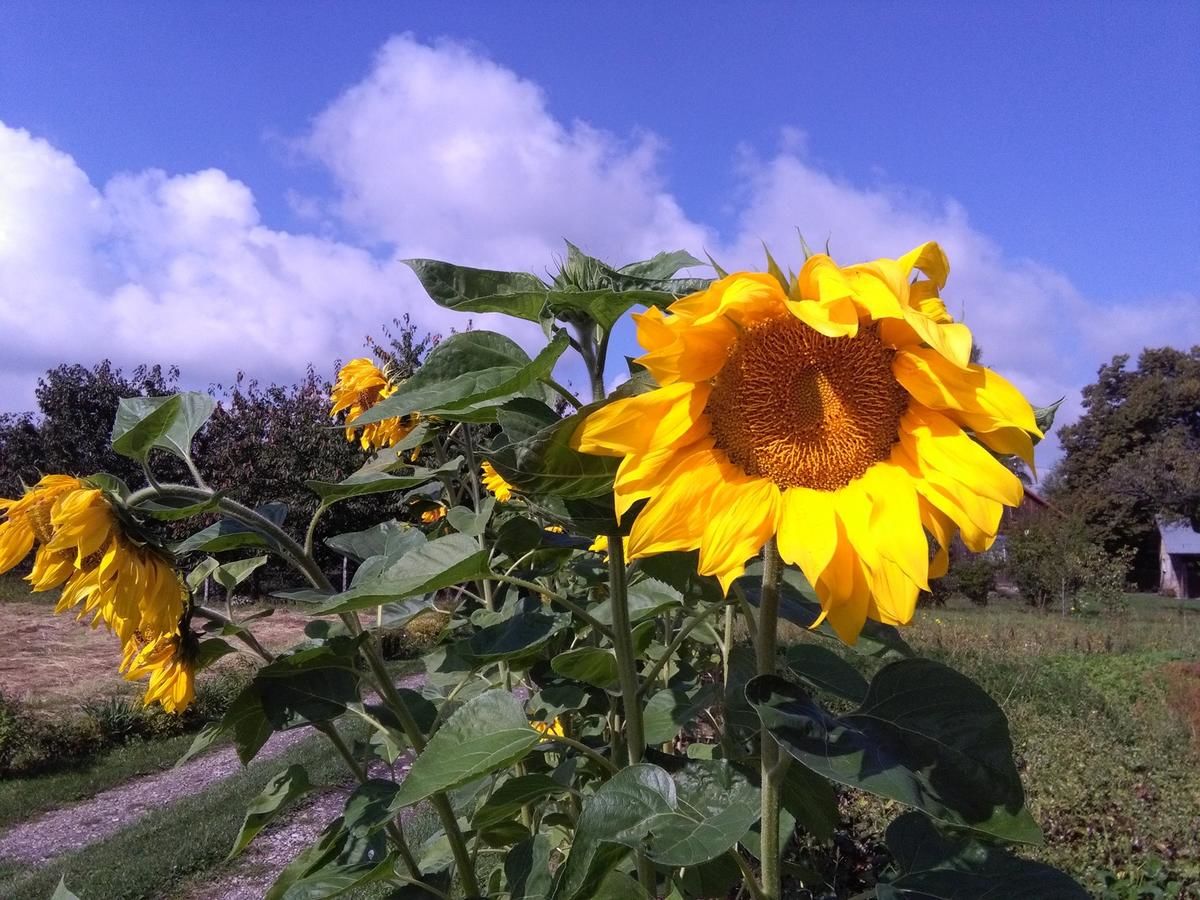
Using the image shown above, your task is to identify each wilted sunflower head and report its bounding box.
[573,243,1041,642]
[121,629,198,713]
[330,357,418,452]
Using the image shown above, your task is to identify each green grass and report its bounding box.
[780,597,1200,897]
[0,732,202,830]
[0,729,357,900]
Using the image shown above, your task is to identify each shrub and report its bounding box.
[953,556,997,606]
[1164,661,1200,752]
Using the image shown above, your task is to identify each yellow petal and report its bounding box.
[612,426,714,518]
[668,272,787,328]
[814,532,870,644]
[776,486,838,591]
[634,309,737,385]
[697,477,781,593]
[903,408,1023,508]
[626,449,733,558]
[572,382,712,457]
[893,348,1040,437]
[861,463,929,592]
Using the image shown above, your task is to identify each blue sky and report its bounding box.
[1,2,1198,466]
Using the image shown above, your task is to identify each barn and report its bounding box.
[1159,520,1200,599]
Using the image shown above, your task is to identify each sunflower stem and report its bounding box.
[757,537,786,900]
[605,531,656,895]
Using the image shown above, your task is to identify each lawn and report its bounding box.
[777,595,1200,897]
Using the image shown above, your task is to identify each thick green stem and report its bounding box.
[756,538,785,900]
[304,502,330,558]
[605,532,656,894]
[543,377,583,410]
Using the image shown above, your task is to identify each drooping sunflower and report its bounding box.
[331,357,419,452]
[573,244,1040,641]
[0,475,193,708]
[120,631,197,714]
[531,717,566,739]
[420,504,447,524]
[480,461,515,503]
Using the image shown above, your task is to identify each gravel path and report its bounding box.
[0,673,426,866]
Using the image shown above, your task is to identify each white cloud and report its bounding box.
[303,35,709,270]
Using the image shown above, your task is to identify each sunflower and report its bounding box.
[121,631,197,714]
[331,357,419,452]
[0,475,192,708]
[420,505,447,524]
[480,461,515,503]
[573,244,1040,641]
[531,717,566,739]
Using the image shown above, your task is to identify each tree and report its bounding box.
[1053,346,1200,587]
[0,361,181,496]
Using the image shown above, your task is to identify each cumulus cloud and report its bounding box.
[303,35,709,270]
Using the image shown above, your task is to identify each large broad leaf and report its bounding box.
[739,568,916,661]
[213,555,269,592]
[324,520,423,563]
[228,764,314,858]
[51,878,81,900]
[551,646,618,690]
[468,610,564,663]
[642,685,719,746]
[111,391,215,463]
[618,249,705,281]
[785,643,869,704]
[254,641,362,729]
[265,816,392,900]
[591,578,683,626]
[877,812,1088,899]
[748,664,1042,843]
[174,501,289,555]
[505,834,555,900]
[551,762,759,900]
[403,258,552,322]
[352,331,566,425]
[306,458,463,504]
[473,773,568,831]
[389,690,541,810]
[314,534,491,615]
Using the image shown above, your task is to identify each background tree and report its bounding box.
[1053,346,1200,587]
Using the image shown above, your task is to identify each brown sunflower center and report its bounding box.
[706,316,908,491]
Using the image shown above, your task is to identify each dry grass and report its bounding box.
[0,575,319,709]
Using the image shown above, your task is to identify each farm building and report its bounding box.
[1159,520,1200,599]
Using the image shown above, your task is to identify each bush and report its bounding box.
[953,556,996,606]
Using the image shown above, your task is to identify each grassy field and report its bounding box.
[778,595,1200,897]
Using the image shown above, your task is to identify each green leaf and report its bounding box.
[315,534,491,615]
[618,249,704,280]
[473,773,567,831]
[551,646,618,689]
[51,877,81,900]
[785,643,869,703]
[265,816,392,900]
[389,690,541,809]
[111,394,183,462]
[551,762,759,899]
[468,610,564,663]
[403,258,552,322]
[186,556,220,591]
[877,812,1088,899]
[196,637,237,670]
[447,497,495,537]
[353,331,566,425]
[781,760,839,843]
[504,833,555,900]
[111,392,215,463]
[592,578,683,626]
[643,685,719,745]
[229,764,314,859]
[748,663,1042,843]
[137,494,223,521]
[255,642,362,729]
[343,779,400,834]
[224,683,275,765]
[174,501,289,555]
[306,457,463,504]
[213,555,269,592]
[324,520,422,563]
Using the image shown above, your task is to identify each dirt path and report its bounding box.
[0,673,426,866]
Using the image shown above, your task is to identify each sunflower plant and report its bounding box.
[1,242,1090,899]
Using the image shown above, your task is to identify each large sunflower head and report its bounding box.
[331,357,419,452]
[0,475,187,645]
[573,244,1041,642]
